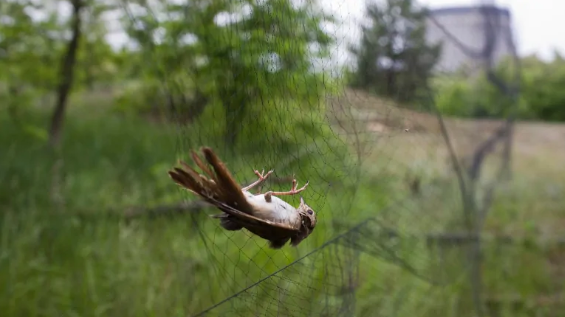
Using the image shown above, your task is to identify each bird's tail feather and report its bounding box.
[168,147,253,214]
[201,147,247,203]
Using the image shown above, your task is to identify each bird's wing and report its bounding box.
[209,199,300,235]
[168,147,254,214]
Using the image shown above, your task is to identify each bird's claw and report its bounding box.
[242,168,274,191]
[253,169,273,181]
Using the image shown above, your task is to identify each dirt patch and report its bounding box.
[328,88,565,176]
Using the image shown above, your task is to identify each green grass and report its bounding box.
[1,93,564,316]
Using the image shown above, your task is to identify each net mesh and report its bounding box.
[119,0,519,316]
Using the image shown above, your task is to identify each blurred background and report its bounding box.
[1,0,564,316]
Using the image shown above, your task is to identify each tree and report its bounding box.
[433,54,565,122]
[48,0,84,148]
[520,54,565,121]
[1,0,119,145]
[348,0,441,104]
[75,1,119,90]
[121,0,336,149]
[0,0,66,140]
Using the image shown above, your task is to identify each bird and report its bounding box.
[167,147,317,249]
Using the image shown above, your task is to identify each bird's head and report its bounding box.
[297,196,317,231]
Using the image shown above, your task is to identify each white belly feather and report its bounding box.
[243,191,300,223]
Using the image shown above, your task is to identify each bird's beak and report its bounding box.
[300,196,305,205]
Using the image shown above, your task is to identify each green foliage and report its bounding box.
[0,1,64,92]
[433,73,525,119]
[433,54,565,121]
[75,2,121,90]
[119,0,337,147]
[1,106,561,316]
[0,0,69,139]
[432,76,474,117]
[0,0,123,141]
[2,0,564,316]
[348,0,441,104]
[521,55,565,121]
[112,80,167,118]
[0,90,357,315]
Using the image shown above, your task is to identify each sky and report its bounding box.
[100,0,564,65]
[321,0,565,61]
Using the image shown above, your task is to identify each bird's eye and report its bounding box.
[307,209,313,215]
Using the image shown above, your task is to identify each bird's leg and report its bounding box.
[264,178,309,202]
[242,169,273,191]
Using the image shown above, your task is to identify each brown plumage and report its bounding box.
[168,147,317,249]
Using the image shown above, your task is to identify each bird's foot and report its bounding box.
[264,178,309,202]
[242,169,274,191]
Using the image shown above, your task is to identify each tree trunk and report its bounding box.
[48,0,83,148]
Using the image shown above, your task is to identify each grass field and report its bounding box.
[1,88,564,316]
